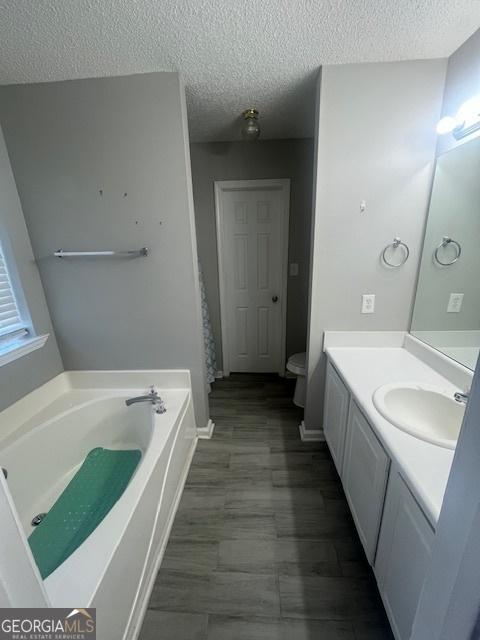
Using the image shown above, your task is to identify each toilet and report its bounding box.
[286,351,307,407]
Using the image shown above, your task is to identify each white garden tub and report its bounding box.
[0,370,197,640]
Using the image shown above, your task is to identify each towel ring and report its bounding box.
[434,236,461,266]
[382,237,410,268]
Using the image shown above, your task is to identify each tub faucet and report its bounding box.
[125,387,166,414]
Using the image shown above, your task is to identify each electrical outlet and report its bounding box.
[447,293,464,313]
[289,263,299,277]
[362,294,375,314]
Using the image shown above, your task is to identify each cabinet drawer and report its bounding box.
[343,400,390,564]
[323,361,350,475]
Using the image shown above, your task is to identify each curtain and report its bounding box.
[198,263,217,387]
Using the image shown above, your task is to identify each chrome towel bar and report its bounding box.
[382,237,409,268]
[54,248,148,258]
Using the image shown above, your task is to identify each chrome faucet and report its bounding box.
[125,387,166,414]
[454,391,469,405]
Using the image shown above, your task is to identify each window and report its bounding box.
[0,246,28,344]
[0,238,48,366]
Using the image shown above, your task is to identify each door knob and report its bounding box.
[272,295,278,303]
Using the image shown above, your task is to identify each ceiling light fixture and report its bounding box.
[241,108,260,140]
[436,95,480,139]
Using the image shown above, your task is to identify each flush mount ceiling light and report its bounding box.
[241,108,260,140]
[436,95,480,139]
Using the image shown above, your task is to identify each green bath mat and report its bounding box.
[28,447,141,579]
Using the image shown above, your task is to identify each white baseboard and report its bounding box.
[215,371,224,379]
[299,420,325,442]
[129,437,197,640]
[197,419,215,439]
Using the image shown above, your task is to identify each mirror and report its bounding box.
[411,136,480,370]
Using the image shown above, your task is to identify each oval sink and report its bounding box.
[372,383,465,449]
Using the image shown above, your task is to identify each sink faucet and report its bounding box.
[125,387,166,414]
[454,391,469,405]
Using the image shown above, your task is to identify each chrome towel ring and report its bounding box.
[434,236,461,266]
[382,237,410,268]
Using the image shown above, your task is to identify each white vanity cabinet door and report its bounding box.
[375,470,434,640]
[323,361,350,475]
[342,401,390,564]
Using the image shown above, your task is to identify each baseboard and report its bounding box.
[215,371,224,379]
[197,418,215,439]
[299,420,325,442]
[129,437,197,640]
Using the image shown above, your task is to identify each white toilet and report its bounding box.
[286,351,307,407]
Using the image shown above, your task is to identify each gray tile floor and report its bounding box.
[140,374,393,639]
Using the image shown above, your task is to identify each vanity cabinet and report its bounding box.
[323,356,439,640]
[375,469,435,640]
[342,400,390,564]
[323,361,350,474]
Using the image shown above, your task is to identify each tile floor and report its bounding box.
[140,374,393,639]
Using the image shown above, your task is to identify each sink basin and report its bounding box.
[372,383,465,449]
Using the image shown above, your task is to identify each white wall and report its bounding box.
[304,60,446,431]
[0,126,63,413]
[0,72,208,428]
[190,139,314,366]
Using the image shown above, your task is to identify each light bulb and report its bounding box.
[436,116,459,135]
[456,95,480,125]
[241,109,260,140]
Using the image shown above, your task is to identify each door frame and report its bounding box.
[214,178,290,377]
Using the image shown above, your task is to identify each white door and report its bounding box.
[215,179,289,374]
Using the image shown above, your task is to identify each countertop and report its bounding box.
[325,345,461,527]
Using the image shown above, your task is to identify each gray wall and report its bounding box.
[0,72,208,427]
[437,28,480,156]
[0,126,63,412]
[190,139,314,367]
[304,60,447,431]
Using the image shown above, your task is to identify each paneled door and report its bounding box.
[215,179,290,374]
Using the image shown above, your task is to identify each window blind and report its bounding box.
[0,248,25,339]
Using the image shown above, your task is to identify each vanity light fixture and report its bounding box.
[241,108,260,140]
[436,95,480,140]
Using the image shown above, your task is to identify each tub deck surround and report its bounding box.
[323,332,474,527]
[140,374,393,640]
[0,370,193,448]
[0,370,198,640]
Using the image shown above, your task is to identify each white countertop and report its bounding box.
[325,345,461,527]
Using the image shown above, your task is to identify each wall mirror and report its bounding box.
[411,136,480,370]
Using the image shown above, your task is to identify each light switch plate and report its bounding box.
[447,293,464,313]
[362,294,375,314]
[289,263,299,277]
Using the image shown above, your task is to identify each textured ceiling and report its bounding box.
[0,1,478,141]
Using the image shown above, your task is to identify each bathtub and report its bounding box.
[0,370,197,640]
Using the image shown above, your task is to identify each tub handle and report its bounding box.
[155,399,167,414]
